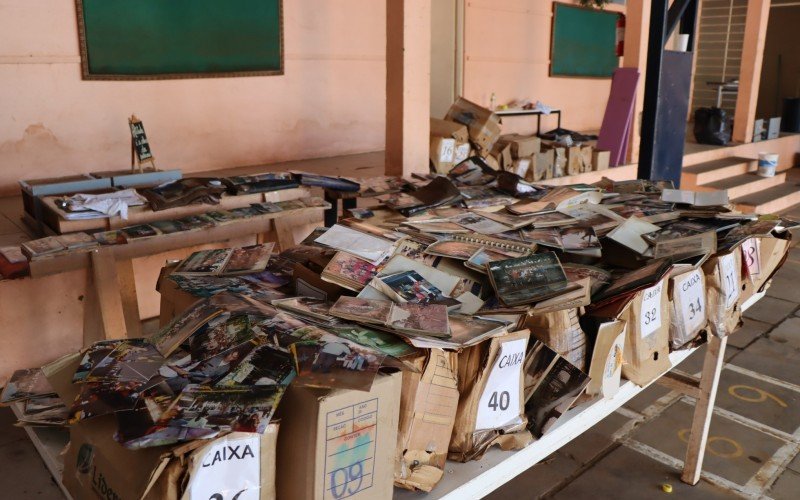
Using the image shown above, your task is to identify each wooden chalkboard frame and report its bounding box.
[75,0,284,80]
[549,2,618,79]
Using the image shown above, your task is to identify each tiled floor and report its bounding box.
[1,164,799,499]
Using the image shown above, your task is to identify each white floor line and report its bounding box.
[744,425,800,494]
[614,406,642,421]
[677,394,798,444]
[725,364,800,393]
[621,438,761,499]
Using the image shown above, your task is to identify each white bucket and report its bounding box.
[757,152,779,177]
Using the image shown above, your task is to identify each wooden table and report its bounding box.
[27,202,326,346]
[494,108,563,137]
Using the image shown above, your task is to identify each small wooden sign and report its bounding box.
[128,115,155,172]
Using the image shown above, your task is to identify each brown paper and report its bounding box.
[449,330,532,462]
[395,350,459,492]
[524,309,588,372]
[669,269,708,350]
[702,251,743,338]
[621,277,672,386]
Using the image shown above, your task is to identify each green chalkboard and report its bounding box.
[550,3,619,78]
[76,0,283,80]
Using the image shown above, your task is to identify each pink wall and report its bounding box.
[0,1,386,195]
[462,0,625,135]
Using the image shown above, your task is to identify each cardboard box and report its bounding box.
[157,264,201,327]
[395,350,459,492]
[592,149,611,171]
[430,136,457,174]
[580,146,593,173]
[453,142,471,165]
[525,309,588,372]
[490,142,513,171]
[430,118,469,144]
[46,353,279,500]
[618,277,672,386]
[566,146,583,176]
[532,150,555,181]
[445,97,502,152]
[449,330,532,462]
[513,158,532,180]
[703,251,743,338]
[276,372,402,500]
[499,134,540,158]
[669,269,708,350]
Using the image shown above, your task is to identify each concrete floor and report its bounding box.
[1,160,799,498]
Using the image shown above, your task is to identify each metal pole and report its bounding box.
[636,0,669,181]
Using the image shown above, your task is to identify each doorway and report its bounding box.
[430,0,464,118]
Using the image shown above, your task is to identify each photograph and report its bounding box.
[329,296,393,325]
[329,325,417,359]
[156,384,283,434]
[85,340,164,383]
[173,248,231,276]
[149,299,225,356]
[488,252,574,306]
[215,343,295,387]
[389,303,450,337]
[223,243,274,275]
[559,227,600,251]
[0,368,56,404]
[321,252,378,289]
[291,339,383,392]
[189,314,252,363]
[379,270,459,308]
[424,240,484,260]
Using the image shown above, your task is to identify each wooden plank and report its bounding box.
[116,258,142,338]
[596,68,640,167]
[28,206,325,278]
[655,371,701,398]
[681,334,728,485]
[732,0,770,143]
[273,216,296,251]
[39,187,311,234]
[89,250,128,340]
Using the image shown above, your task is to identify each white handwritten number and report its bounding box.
[331,461,364,499]
[488,391,510,411]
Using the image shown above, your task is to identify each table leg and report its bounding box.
[342,197,357,216]
[681,334,728,485]
[273,217,296,251]
[324,192,339,227]
[88,250,129,341]
[557,110,562,130]
[116,258,142,339]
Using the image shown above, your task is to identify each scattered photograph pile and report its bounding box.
[3,165,797,461]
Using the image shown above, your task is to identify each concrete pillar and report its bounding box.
[733,0,771,144]
[622,0,651,165]
[385,0,431,177]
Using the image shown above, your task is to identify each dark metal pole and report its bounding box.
[637,0,669,181]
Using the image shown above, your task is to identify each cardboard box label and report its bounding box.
[324,398,378,499]
[438,139,455,163]
[719,253,740,309]
[454,143,470,164]
[475,337,526,431]
[741,238,761,281]
[676,269,706,334]
[189,435,261,500]
[639,282,663,338]
[602,325,626,395]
